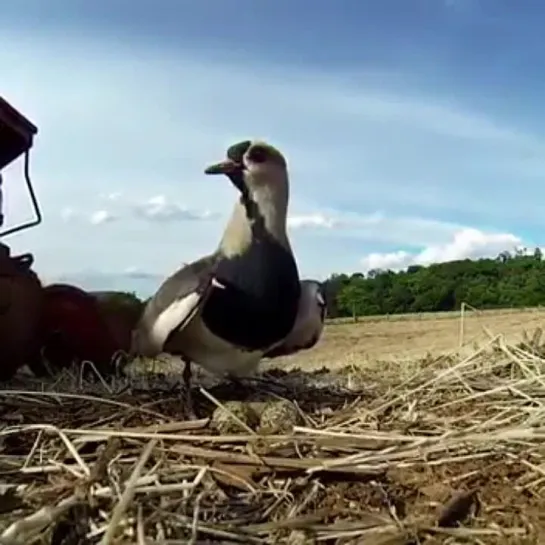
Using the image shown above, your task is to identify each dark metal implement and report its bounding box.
[0,96,42,236]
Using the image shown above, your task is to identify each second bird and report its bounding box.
[131,139,301,415]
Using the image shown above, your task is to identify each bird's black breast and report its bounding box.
[201,237,301,350]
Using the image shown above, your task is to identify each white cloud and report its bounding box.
[89,209,117,225]
[123,266,164,281]
[290,209,462,246]
[60,207,77,222]
[361,250,414,272]
[288,214,338,229]
[61,206,117,225]
[131,195,216,223]
[360,228,522,272]
[100,191,123,202]
[58,193,216,226]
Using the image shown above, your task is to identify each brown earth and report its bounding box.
[2,308,545,543]
[268,307,545,371]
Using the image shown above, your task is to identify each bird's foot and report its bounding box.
[182,359,198,420]
[183,388,198,421]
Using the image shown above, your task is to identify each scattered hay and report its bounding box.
[1,332,545,543]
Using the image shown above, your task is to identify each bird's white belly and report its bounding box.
[171,314,264,377]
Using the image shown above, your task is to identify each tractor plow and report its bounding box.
[0,96,141,382]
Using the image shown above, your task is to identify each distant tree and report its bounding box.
[322,248,545,318]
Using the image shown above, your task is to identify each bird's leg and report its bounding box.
[182,359,197,420]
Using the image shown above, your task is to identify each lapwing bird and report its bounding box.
[131,140,302,416]
[263,279,327,359]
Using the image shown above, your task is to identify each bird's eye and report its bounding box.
[248,145,268,164]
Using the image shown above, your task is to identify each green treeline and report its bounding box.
[323,248,545,318]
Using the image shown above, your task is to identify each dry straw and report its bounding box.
[1,325,545,543]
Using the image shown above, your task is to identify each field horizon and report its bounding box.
[267,305,545,371]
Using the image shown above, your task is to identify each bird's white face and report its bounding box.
[240,141,288,190]
[204,140,288,194]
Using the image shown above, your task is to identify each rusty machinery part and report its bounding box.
[0,96,42,237]
[0,243,44,381]
[89,291,144,355]
[27,283,132,379]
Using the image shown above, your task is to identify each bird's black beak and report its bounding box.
[204,159,246,194]
[204,159,242,175]
[205,140,252,192]
[205,140,252,175]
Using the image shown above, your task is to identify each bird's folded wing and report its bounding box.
[263,320,321,358]
[263,291,324,358]
[134,254,219,353]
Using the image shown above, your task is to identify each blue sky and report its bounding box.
[1,0,544,296]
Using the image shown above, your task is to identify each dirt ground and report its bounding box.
[2,308,545,543]
[268,307,545,370]
[1,354,544,544]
